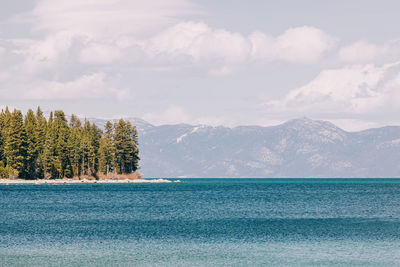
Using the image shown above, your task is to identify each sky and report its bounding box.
[1,0,400,131]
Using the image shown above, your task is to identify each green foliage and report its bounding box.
[114,119,140,174]
[78,121,102,176]
[0,113,4,166]
[0,162,16,178]
[4,110,27,178]
[68,114,82,177]
[35,107,47,178]
[0,107,140,179]
[0,107,11,168]
[24,109,38,179]
[99,121,115,174]
[51,111,72,178]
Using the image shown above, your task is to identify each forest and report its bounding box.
[0,107,139,179]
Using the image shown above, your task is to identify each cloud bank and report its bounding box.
[263,61,400,130]
[1,0,400,130]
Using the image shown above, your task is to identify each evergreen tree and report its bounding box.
[128,122,140,173]
[90,123,102,176]
[113,119,139,174]
[99,121,115,174]
[52,111,72,178]
[4,110,27,178]
[43,111,55,177]
[80,120,92,176]
[0,107,140,179]
[68,114,82,177]
[0,107,11,167]
[35,107,47,178]
[0,110,5,167]
[24,109,38,179]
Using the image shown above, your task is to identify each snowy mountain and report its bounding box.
[90,117,400,178]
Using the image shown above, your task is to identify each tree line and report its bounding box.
[0,107,139,179]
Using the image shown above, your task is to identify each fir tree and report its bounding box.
[128,122,140,173]
[0,107,11,167]
[0,107,140,179]
[24,109,38,179]
[52,111,72,178]
[4,110,27,178]
[0,110,5,167]
[99,121,115,174]
[113,119,139,174]
[89,123,102,176]
[43,111,55,178]
[68,114,82,177]
[35,107,47,178]
[80,120,92,176]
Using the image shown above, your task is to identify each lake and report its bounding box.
[1,179,400,266]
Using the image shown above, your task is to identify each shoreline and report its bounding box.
[0,178,179,184]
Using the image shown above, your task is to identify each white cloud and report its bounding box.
[150,22,250,64]
[143,23,337,73]
[0,0,344,110]
[275,26,338,63]
[264,62,400,125]
[22,73,129,101]
[26,0,200,38]
[339,41,380,63]
[249,26,337,64]
[79,43,122,65]
[339,40,400,63]
[7,0,338,79]
[145,22,252,73]
[12,20,336,78]
[143,106,191,125]
[11,32,83,74]
[142,106,238,126]
[0,72,10,82]
[248,31,276,61]
[7,0,205,75]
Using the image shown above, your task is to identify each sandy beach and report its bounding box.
[0,178,178,184]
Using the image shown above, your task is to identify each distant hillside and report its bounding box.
[87,117,400,178]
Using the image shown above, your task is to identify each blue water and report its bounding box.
[1,179,400,266]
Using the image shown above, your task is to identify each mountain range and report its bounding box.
[87,117,400,178]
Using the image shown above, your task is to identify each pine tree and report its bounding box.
[90,123,102,176]
[0,107,140,179]
[35,107,47,178]
[68,114,82,177]
[114,119,126,174]
[52,111,72,178]
[99,121,115,174]
[0,107,11,167]
[80,120,91,176]
[0,110,5,167]
[24,109,38,179]
[78,120,101,177]
[4,110,27,178]
[113,119,139,174]
[128,122,140,173]
[43,111,55,178]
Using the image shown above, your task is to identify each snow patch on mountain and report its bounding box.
[84,116,400,178]
[176,125,205,143]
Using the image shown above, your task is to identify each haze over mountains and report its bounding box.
[87,117,400,178]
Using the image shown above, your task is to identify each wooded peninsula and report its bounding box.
[0,107,139,179]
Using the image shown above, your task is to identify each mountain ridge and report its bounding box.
[82,116,400,178]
